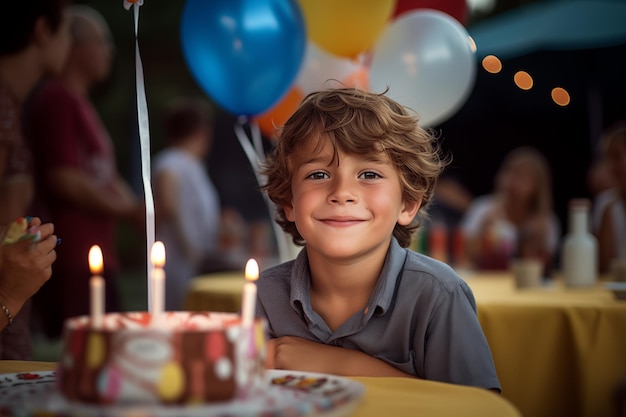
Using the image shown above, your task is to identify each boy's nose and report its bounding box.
[328,177,357,204]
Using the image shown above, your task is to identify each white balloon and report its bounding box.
[370,10,477,127]
[296,42,364,94]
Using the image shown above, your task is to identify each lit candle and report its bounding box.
[241,259,259,327]
[150,241,166,318]
[88,245,105,329]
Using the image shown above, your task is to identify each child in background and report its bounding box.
[256,88,501,392]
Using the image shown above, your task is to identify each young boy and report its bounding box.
[257,88,501,392]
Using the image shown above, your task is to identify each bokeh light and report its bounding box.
[551,87,570,106]
[514,71,533,90]
[482,55,502,73]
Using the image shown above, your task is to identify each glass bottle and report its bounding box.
[562,199,598,287]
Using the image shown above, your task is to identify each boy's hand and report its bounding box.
[267,336,329,372]
[266,336,413,377]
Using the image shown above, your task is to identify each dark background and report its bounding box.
[438,42,626,232]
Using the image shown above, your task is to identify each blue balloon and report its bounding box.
[180,0,306,117]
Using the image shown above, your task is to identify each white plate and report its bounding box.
[0,369,364,417]
[604,281,626,300]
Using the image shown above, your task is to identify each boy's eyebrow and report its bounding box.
[363,154,391,164]
[300,155,332,165]
[298,153,391,166]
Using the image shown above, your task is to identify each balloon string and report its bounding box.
[233,118,293,263]
[134,4,155,311]
[250,121,265,164]
[234,117,260,174]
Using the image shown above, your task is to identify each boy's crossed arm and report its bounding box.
[266,336,414,378]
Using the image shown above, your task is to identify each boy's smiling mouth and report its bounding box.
[318,216,365,227]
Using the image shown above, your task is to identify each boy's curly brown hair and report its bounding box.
[261,88,448,248]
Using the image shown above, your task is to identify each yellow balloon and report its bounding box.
[298,0,396,58]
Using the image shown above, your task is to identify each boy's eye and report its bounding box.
[359,171,382,180]
[306,171,329,180]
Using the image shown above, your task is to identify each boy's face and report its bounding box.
[284,138,419,262]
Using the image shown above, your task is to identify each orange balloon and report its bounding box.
[255,87,304,139]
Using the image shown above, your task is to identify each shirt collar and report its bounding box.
[290,248,312,314]
[289,238,407,318]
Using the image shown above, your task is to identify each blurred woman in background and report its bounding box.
[0,0,70,359]
[461,146,560,274]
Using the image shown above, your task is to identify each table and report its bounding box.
[464,271,626,417]
[185,271,243,313]
[0,361,521,417]
[185,270,626,417]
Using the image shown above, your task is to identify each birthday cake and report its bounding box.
[57,311,267,405]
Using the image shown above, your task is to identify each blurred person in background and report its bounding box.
[587,155,614,202]
[25,5,144,339]
[423,171,474,268]
[0,0,70,359]
[430,173,474,230]
[153,97,229,311]
[593,121,626,272]
[461,146,560,275]
[0,0,71,224]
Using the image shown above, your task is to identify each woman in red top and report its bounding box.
[26,5,144,339]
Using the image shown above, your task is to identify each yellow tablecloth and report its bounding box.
[185,271,243,313]
[464,272,626,417]
[0,361,520,417]
[185,271,626,417]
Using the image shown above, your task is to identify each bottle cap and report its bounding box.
[569,198,590,210]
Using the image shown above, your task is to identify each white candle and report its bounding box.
[88,245,105,329]
[150,241,166,319]
[241,258,259,327]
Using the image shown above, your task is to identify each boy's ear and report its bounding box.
[284,203,296,222]
[397,198,421,226]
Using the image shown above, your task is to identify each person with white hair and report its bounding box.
[26,5,144,339]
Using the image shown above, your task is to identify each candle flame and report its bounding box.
[245,258,259,282]
[151,241,166,268]
[88,245,103,275]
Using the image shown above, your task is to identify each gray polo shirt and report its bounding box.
[256,238,501,391]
